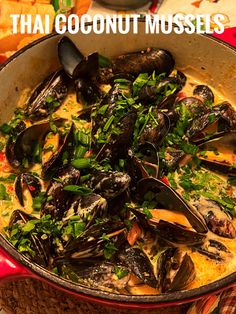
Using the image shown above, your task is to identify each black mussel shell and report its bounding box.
[88,170,131,199]
[58,37,99,80]
[158,248,195,292]
[193,85,214,103]
[95,111,137,164]
[118,247,157,288]
[176,97,206,117]
[136,178,207,233]
[75,78,100,106]
[195,239,232,261]
[42,122,75,179]
[15,173,42,207]
[24,71,68,121]
[8,210,51,267]
[112,48,175,77]
[198,131,236,176]
[63,218,126,259]
[6,119,65,170]
[41,165,80,220]
[65,193,107,228]
[57,261,130,292]
[187,102,236,143]
[92,82,133,137]
[139,111,170,148]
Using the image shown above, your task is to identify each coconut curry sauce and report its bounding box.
[0,41,236,295]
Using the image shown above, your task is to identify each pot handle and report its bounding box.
[0,247,33,281]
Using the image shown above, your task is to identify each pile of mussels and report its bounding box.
[3,37,236,294]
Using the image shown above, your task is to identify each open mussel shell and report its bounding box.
[58,36,99,80]
[57,260,131,292]
[194,239,232,262]
[62,218,126,259]
[193,85,214,103]
[15,173,42,207]
[126,143,159,189]
[6,118,64,170]
[136,178,208,234]
[112,48,175,77]
[41,165,80,220]
[118,247,157,288]
[8,210,50,267]
[198,131,236,175]
[157,248,195,292]
[42,122,75,179]
[187,102,236,144]
[24,71,68,121]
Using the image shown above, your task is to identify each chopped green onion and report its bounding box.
[103,115,115,132]
[72,158,91,169]
[63,185,92,195]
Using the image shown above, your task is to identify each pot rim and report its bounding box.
[0,19,236,306]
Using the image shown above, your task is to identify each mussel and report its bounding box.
[198,131,236,175]
[157,248,195,292]
[15,173,42,207]
[193,85,214,103]
[8,210,51,267]
[65,193,107,228]
[41,165,80,220]
[6,119,65,170]
[136,178,208,234]
[195,239,232,262]
[42,122,75,179]
[95,111,137,164]
[88,170,131,199]
[62,218,126,259]
[92,81,133,136]
[75,78,100,106]
[118,247,157,288]
[138,76,182,108]
[57,260,130,292]
[112,48,175,77]
[138,111,170,148]
[58,36,99,79]
[187,102,236,143]
[194,197,236,238]
[24,71,68,121]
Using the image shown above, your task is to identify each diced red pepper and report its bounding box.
[160,176,170,186]
[7,185,14,192]
[28,185,36,192]
[0,152,5,162]
[127,222,142,246]
[84,150,93,158]
[177,91,187,101]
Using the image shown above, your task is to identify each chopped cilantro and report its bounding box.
[0,184,10,200]
[114,266,129,279]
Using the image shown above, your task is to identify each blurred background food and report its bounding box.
[0,0,92,60]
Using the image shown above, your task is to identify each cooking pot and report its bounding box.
[95,0,151,10]
[0,20,236,312]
